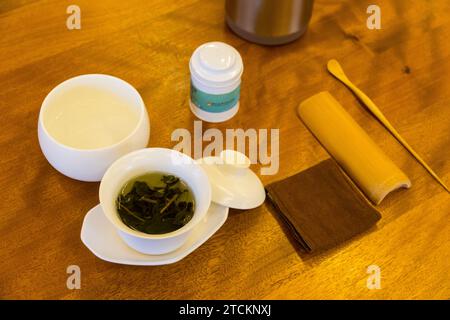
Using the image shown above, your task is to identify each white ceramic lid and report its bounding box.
[196,150,266,210]
[189,42,243,87]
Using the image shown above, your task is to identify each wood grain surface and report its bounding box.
[0,0,449,299]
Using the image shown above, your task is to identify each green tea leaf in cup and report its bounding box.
[116,173,195,234]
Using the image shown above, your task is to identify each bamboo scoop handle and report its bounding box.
[327,59,449,193]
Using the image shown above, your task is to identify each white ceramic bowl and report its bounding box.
[99,148,212,255]
[38,74,150,182]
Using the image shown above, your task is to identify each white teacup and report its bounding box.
[38,74,150,182]
[99,148,212,255]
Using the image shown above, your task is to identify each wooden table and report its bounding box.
[1,0,449,299]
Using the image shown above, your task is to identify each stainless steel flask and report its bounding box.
[225,0,314,45]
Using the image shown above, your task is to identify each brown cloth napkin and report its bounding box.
[266,159,381,252]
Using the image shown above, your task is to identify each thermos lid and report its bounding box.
[189,42,243,87]
[196,150,266,210]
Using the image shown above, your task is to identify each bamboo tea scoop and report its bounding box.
[327,59,449,193]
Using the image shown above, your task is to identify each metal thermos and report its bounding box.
[225,0,314,45]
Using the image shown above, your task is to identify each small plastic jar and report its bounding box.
[189,42,243,123]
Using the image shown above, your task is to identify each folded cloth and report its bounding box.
[266,159,381,252]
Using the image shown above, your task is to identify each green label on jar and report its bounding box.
[190,82,240,113]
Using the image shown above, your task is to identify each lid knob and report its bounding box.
[219,150,250,176]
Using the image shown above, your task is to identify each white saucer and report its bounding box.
[81,203,228,266]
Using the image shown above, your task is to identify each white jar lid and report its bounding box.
[189,42,243,88]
